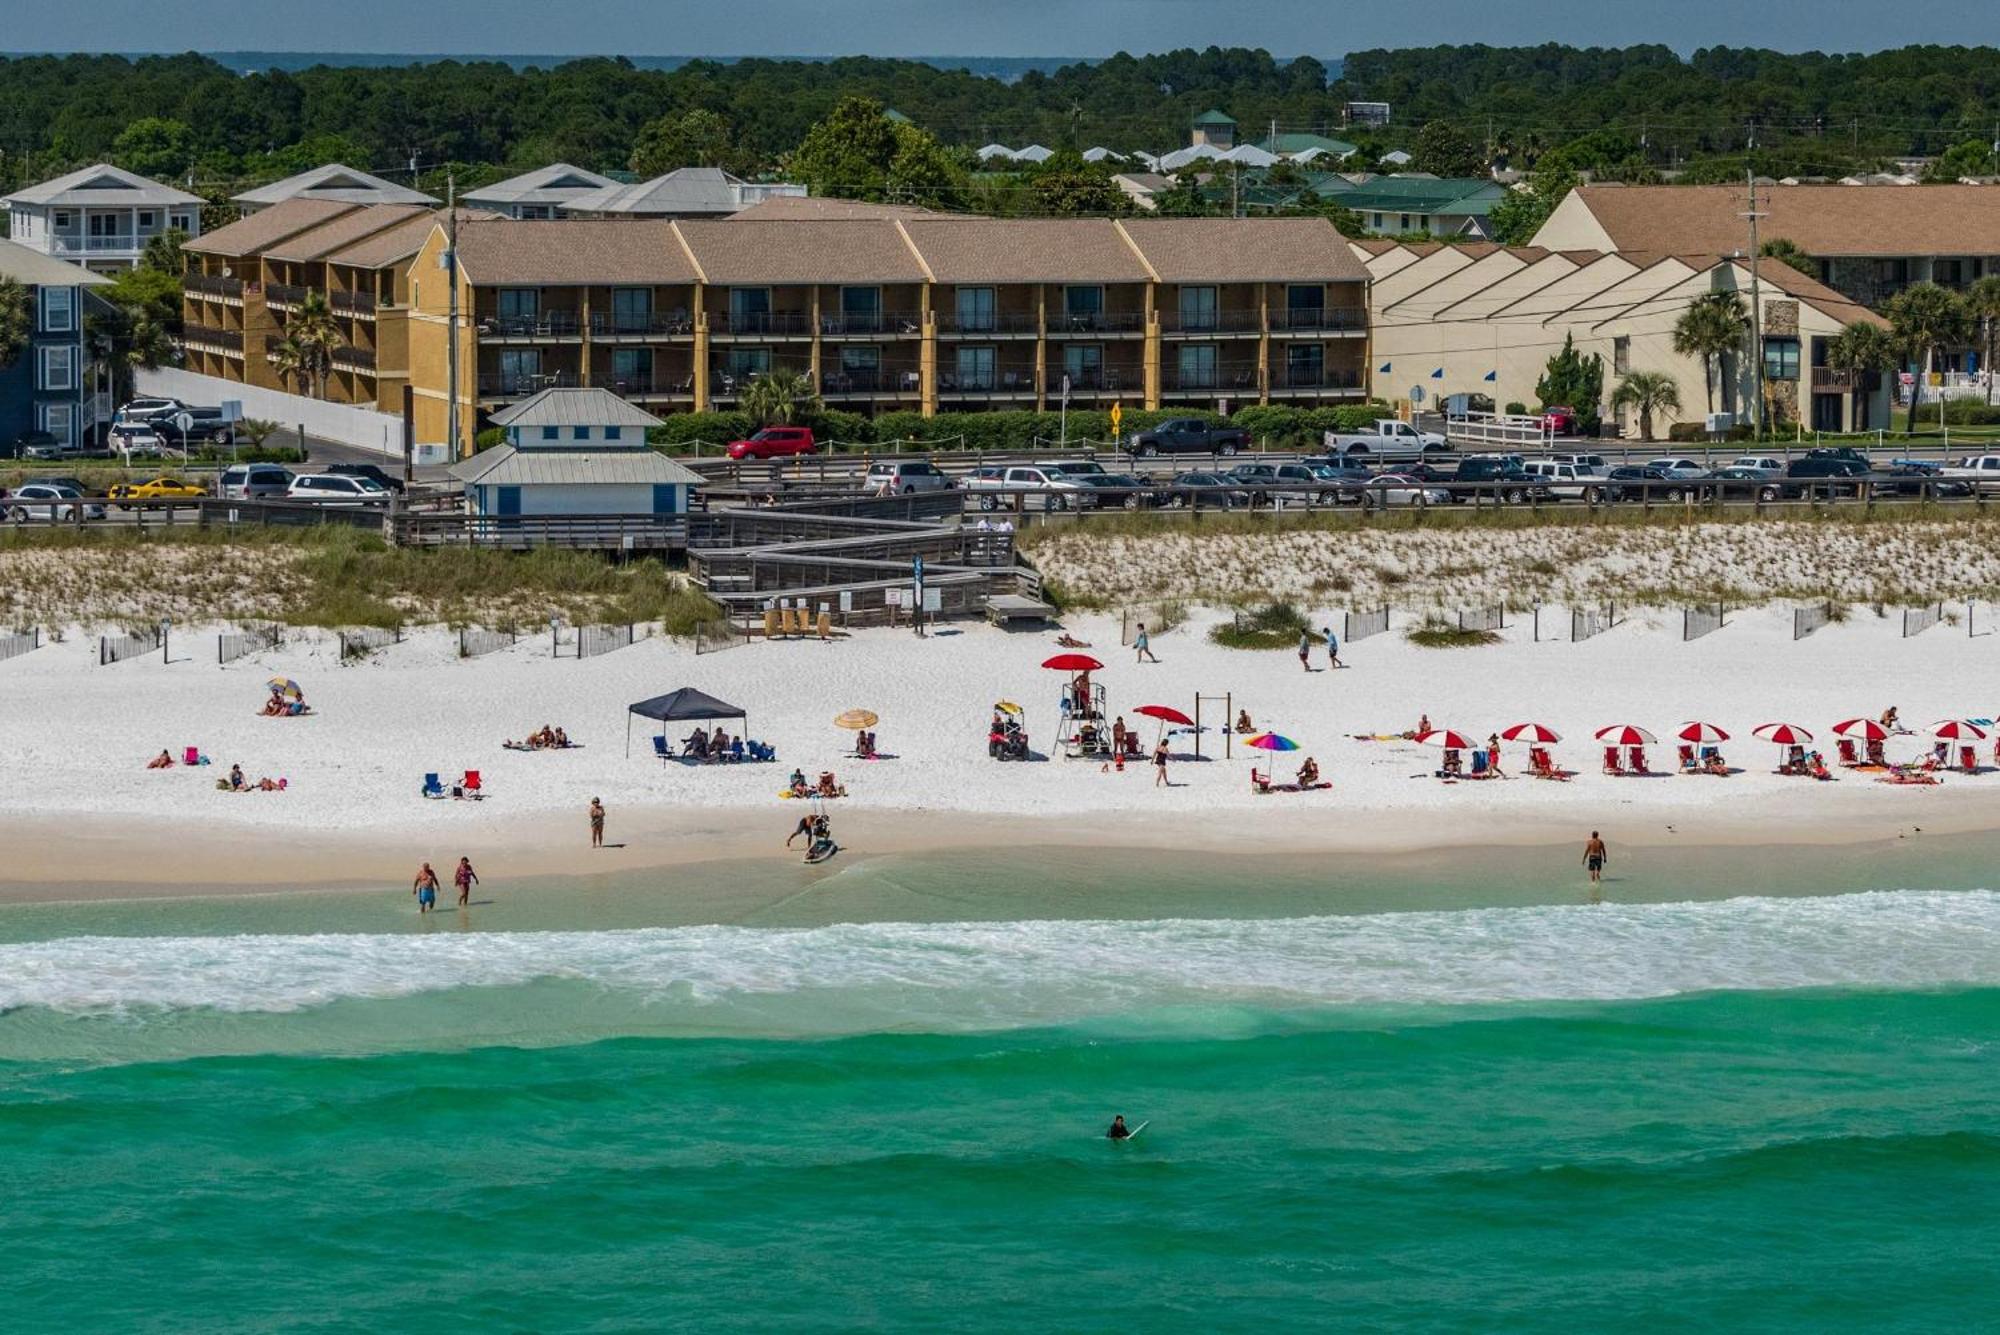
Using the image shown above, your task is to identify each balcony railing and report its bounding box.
[711,310,814,336]
[186,273,244,300]
[1811,367,1880,391]
[1046,311,1146,335]
[478,313,583,338]
[1162,366,1261,393]
[590,311,695,337]
[1049,368,1131,392]
[1270,307,1367,333]
[1270,366,1366,391]
[478,371,581,396]
[332,345,376,373]
[601,373,696,398]
[48,234,145,255]
[330,289,377,317]
[820,312,922,336]
[820,368,923,395]
[183,325,245,354]
[265,283,309,308]
[936,312,1041,335]
[1162,311,1263,334]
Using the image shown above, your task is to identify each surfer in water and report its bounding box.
[1106,1115,1131,1140]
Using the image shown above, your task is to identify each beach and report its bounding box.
[1,603,1994,891]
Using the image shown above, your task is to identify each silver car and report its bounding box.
[6,483,106,522]
[218,464,296,499]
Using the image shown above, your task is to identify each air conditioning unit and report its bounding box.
[1705,412,1734,437]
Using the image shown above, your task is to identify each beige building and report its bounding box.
[1356,239,1889,435]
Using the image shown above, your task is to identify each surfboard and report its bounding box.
[1112,1120,1149,1143]
[804,841,839,865]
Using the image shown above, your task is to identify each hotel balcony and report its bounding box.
[1268,365,1367,396]
[182,325,245,357]
[1269,307,1368,336]
[330,289,378,319]
[476,312,584,342]
[265,282,309,311]
[186,272,245,304]
[934,311,1042,338]
[331,345,377,374]
[588,310,696,339]
[477,370,581,400]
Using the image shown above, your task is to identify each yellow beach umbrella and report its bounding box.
[834,709,879,730]
[994,700,1023,715]
[266,677,302,699]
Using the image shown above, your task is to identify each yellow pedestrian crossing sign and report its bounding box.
[1110,403,1123,436]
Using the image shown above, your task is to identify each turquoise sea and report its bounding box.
[2,841,1996,1331]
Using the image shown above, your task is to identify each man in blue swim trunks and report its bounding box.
[413,862,440,913]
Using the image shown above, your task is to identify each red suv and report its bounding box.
[1541,405,1579,436]
[727,426,818,460]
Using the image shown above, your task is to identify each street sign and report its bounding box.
[1900,372,1916,386]
[1109,403,1123,436]
[1408,385,1426,404]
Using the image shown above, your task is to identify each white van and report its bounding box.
[1522,459,1591,498]
[218,464,296,500]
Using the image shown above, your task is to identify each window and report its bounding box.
[837,345,881,390]
[1063,286,1103,329]
[1935,259,1965,286]
[498,348,540,392]
[723,347,770,379]
[53,211,73,228]
[87,213,124,239]
[1613,336,1630,375]
[41,285,74,333]
[138,211,157,229]
[839,286,881,331]
[38,345,75,391]
[496,288,539,320]
[170,212,192,232]
[1285,343,1324,387]
[1399,214,1412,231]
[606,427,623,441]
[610,287,652,332]
[1177,343,1217,389]
[39,402,74,446]
[1370,213,1383,229]
[610,347,648,388]
[955,345,995,390]
[729,288,771,332]
[1063,343,1102,386]
[573,427,590,440]
[955,286,995,332]
[1178,286,1217,331]
[1763,336,1801,382]
[542,426,559,441]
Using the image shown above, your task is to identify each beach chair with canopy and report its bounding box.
[627,687,751,758]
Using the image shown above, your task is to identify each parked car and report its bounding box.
[116,399,235,444]
[108,475,206,502]
[21,433,81,461]
[116,397,189,424]
[327,463,405,494]
[1729,455,1787,473]
[1324,419,1449,460]
[1805,446,1872,467]
[1521,459,1594,499]
[965,464,1095,512]
[863,459,952,496]
[1304,461,1378,503]
[1359,473,1452,507]
[1876,461,1972,498]
[1453,455,1544,503]
[218,464,297,500]
[1541,405,1581,436]
[6,482,105,522]
[1226,462,1333,504]
[109,423,172,457]
[1126,417,1251,458]
[1704,465,1781,499]
[286,473,390,504]
[1072,472,1156,509]
[1942,454,2000,494]
[5,430,58,460]
[1645,457,1712,481]
[1547,451,1608,473]
[726,426,818,460]
[1601,463,1703,503]
[1758,457,1869,501]
[1160,471,1250,509]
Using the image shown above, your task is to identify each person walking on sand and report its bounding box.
[589,797,605,849]
[1297,630,1313,672]
[1583,832,1608,884]
[1134,622,1159,663]
[412,862,440,915]
[1153,739,1170,787]
[454,856,479,907]
[1323,626,1341,669]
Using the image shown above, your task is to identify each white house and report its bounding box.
[559,167,806,219]
[462,163,619,219]
[232,164,439,214]
[2,164,203,272]
[447,388,703,520]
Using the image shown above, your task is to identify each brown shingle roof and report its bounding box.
[1729,257,1887,328]
[327,208,500,270]
[902,218,1153,283]
[729,196,946,221]
[184,199,358,258]
[1116,217,1367,282]
[1569,183,2000,258]
[264,203,430,262]
[675,219,926,283]
[453,219,699,285]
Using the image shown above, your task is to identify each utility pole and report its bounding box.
[1743,169,1767,440]
[446,170,460,459]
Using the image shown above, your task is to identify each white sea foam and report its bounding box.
[3,891,1996,1033]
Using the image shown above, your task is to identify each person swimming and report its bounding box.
[1106,1115,1131,1140]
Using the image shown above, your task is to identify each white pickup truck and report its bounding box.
[1324,419,1449,461]
[1943,455,2000,493]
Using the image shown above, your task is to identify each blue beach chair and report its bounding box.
[652,735,672,760]
[422,772,444,799]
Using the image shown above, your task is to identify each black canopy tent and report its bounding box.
[627,688,748,757]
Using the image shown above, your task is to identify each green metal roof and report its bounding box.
[1192,108,1237,125]
[1333,177,1504,213]
[1258,132,1358,158]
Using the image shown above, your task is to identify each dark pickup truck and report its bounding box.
[1126,417,1251,458]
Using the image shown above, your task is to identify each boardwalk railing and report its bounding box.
[218,623,282,664]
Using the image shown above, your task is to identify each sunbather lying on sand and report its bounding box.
[147,749,174,769]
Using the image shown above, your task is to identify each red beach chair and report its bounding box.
[1629,746,1650,775]
[1602,746,1623,775]
[182,746,200,766]
[1960,746,1978,775]
[1677,744,1696,771]
[1836,739,1858,767]
[462,769,482,796]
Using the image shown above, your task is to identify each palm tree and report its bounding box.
[1823,322,1897,431]
[1609,370,1682,442]
[1886,282,1971,434]
[1966,275,2000,406]
[0,276,29,372]
[270,334,307,393]
[283,289,343,398]
[739,368,821,426]
[1671,291,1746,416]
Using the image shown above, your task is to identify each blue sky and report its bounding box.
[3,0,1949,56]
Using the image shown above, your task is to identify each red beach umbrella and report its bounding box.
[1753,722,1814,746]
[1414,728,1479,751]
[1499,722,1561,744]
[1677,722,1730,743]
[1132,704,1194,726]
[1931,719,1988,741]
[1832,717,1889,742]
[1594,724,1657,747]
[1041,653,1104,672]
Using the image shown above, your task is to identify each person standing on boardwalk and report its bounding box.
[454,856,479,907]
[1297,630,1313,672]
[1134,622,1159,663]
[589,797,605,848]
[1583,832,1608,884]
[1323,626,1341,669]
[412,862,439,914]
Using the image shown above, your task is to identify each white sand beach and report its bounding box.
[2,601,1994,889]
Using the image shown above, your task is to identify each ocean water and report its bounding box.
[2,855,1997,1331]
